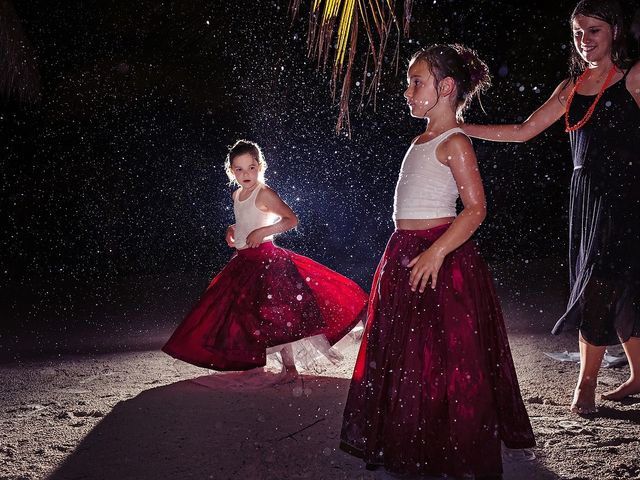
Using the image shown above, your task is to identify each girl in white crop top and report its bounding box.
[341,45,534,477]
[163,140,367,380]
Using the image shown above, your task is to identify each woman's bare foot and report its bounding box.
[602,378,640,401]
[570,383,597,415]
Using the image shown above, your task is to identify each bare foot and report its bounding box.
[275,368,299,385]
[570,383,597,415]
[602,378,640,401]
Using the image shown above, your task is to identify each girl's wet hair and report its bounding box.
[569,0,632,77]
[410,44,491,121]
[224,139,267,185]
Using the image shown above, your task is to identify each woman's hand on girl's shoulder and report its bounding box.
[255,186,299,228]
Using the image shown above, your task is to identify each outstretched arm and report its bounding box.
[244,187,299,248]
[463,79,572,142]
[408,134,486,292]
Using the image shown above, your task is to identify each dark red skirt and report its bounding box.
[340,225,535,477]
[162,242,367,370]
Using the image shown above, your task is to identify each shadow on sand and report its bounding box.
[46,370,559,480]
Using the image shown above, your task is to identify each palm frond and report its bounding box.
[0,0,41,104]
[290,0,413,136]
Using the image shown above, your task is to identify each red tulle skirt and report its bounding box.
[162,242,367,371]
[340,226,535,477]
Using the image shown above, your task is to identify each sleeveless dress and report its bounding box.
[552,66,640,346]
[340,131,535,478]
[162,184,367,370]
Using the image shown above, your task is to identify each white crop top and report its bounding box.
[232,183,277,249]
[393,127,467,220]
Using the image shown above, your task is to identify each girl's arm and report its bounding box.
[226,190,237,247]
[245,187,299,248]
[463,79,572,142]
[408,134,486,292]
[225,224,236,247]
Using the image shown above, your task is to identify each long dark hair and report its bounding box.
[569,0,632,78]
[410,44,491,121]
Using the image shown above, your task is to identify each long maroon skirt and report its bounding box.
[340,225,535,477]
[162,242,367,370]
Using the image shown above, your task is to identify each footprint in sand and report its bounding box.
[558,420,591,434]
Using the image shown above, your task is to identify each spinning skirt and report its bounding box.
[162,241,367,370]
[340,225,535,477]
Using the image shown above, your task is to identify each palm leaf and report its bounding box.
[290,0,413,135]
[0,0,41,104]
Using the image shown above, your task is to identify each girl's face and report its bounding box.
[404,60,438,118]
[231,153,261,189]
[572,14,614,65]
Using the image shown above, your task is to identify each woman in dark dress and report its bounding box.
[463,0,640,414]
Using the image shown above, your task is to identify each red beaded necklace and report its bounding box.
[564,65,617,132]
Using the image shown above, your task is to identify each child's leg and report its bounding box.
[602,336,640,400]
[280,344,298,374]
[571,333,605,414]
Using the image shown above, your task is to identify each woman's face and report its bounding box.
[572,14,614,65]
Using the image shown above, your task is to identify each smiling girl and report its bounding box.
[162,140,367,376]
[463,0,640,414]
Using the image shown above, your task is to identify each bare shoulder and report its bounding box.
[256,184,282,204]
[625,62,640,104]
[626,61,640,81]
[437,132,475,165]
[554,78,574,106]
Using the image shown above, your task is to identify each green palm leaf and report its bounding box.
[290,0,413,136]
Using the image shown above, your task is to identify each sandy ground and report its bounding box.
[2,261,640,480]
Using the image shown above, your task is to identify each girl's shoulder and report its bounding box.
[436,131,475,166]
[255,183,281,202]
[439,130,473,149]
[256,182,273,195]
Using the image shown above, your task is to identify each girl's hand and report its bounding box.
[225,225,236,248]
[407,247,445,292]
[245,229,265,248]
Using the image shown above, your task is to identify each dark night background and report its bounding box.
[1,0,639,360]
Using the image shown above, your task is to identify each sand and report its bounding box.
[2,262,640,480]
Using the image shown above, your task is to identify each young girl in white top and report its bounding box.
[163,140,367,375]
[340,45,534,479]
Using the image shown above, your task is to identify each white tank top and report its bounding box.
[232,183,277,249]
[393,127,466,220]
